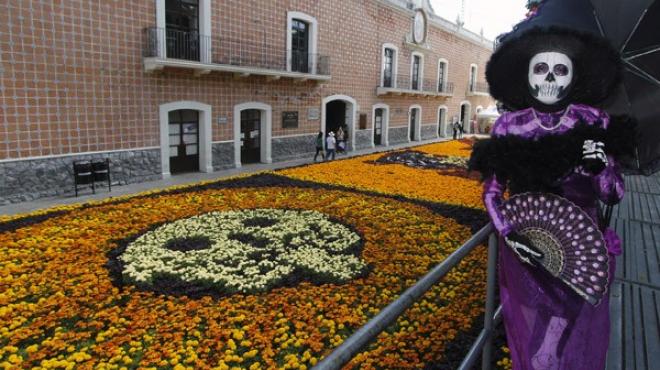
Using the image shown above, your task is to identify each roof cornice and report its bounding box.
[376,0,494,50]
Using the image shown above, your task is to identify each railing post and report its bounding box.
[482,233,499,370]
[157,27,166,59]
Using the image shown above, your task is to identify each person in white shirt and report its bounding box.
[325,131,336,160]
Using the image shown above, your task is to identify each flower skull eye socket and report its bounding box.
[533,62,549,75]
[553,64,569,76]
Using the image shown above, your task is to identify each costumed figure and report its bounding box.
[468,1,636,369]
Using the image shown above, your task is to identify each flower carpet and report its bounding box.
[0,140,506,369]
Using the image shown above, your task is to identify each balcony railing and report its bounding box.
[438,81,455,94]
[378,73,454,97]
[143,27,331,77]
[144,27,212,62]
[468,81,490,95]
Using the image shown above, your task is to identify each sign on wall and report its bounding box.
[282,111,299,128]
[308,108,320,120]
[217,116,228,124]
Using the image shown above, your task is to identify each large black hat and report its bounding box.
[486,0,622,112]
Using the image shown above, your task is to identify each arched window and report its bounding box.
[381,43,399,88]
[437,58,449,92]
[469,64,478,92]
[286,12,318,74]
[411,52,424,91]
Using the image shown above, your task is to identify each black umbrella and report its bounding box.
[502,0,660,174]
[591,0,660,175]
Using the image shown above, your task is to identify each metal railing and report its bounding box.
[469,81,490,94]
[143,27,331,75]
[381,74,454,95]
[438,81,455,94]
[312,224,502,370]
[143,27,211,62]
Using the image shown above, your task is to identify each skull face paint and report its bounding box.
[528,52,573,105]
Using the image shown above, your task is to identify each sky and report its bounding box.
[430,0,529,41]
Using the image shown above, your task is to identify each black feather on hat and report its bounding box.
[486,0,622,112]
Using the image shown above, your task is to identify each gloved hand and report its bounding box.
[582,140,608,175]
[505,232,544,266]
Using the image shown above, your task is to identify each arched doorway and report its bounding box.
[240,109,262,164]
[326,100,346,134]
[159,101,212,178]
[437,106,447,138]
[168,109,200,174]
[321,95,357,151]
[233,102,272,168]
[408,105,422,142]
[372,103,389,146]
[459,101,472,134]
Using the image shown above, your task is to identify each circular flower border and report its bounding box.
[108,208,369,297]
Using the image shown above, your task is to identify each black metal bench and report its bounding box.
[73,158,111,196]
[92,158,111,192]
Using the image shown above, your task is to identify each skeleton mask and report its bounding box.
[528,52,573,105]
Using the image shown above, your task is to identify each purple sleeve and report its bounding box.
[484,176,513,236]
[592,156,625,204]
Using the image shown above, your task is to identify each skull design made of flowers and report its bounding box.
[118,209,367,295]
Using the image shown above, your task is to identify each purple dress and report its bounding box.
[484,104,624,370]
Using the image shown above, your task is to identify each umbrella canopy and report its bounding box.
[497,0,660,174]
[591,0,660,174]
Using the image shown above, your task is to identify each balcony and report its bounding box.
[142,27,331,81]
[376,74,454,98]
[467,81,491,97]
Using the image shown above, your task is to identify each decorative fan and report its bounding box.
[499,193,610,305]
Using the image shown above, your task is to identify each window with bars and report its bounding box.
[469,65,477,92]
[412,55,421,90]
[291,19,310,73]
[383,48,394,88]
[438,61,447,92]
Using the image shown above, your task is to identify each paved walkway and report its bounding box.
[606,172,660,370]
[0,137,457,217]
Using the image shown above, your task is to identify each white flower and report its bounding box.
[118,209,367,294]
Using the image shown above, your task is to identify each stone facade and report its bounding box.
[388,126,410,145]
[0,149,161,205]
[272,134,317,162]
[211,142,235,171]
[0,0,495,203]
[354,130,374,151]
[421,124,439,140]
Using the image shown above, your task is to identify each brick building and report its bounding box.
[0,0,494,204]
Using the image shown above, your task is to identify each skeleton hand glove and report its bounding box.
[582,140,608,175]
[505,232,544,267]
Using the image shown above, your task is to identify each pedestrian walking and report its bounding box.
[325,132,336,160]
[336,126,345,154]
[313,131,325,161]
